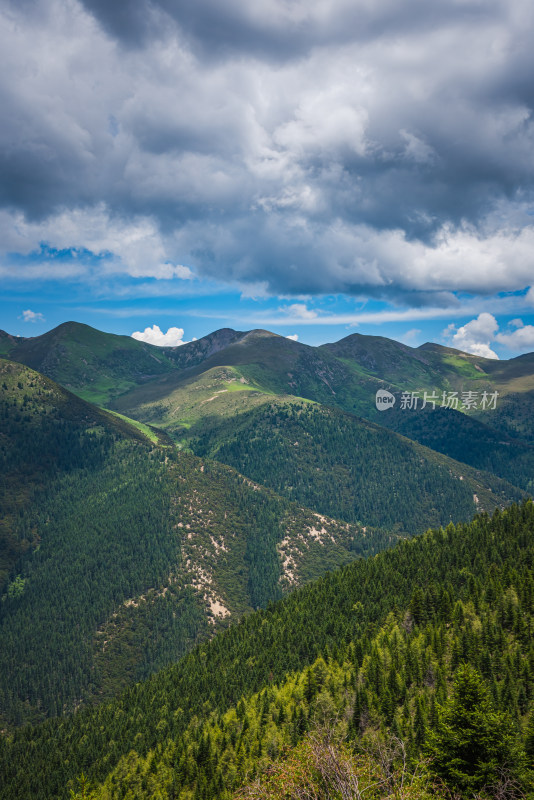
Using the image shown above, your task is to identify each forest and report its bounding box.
[1,329,534,800]
[1,501,533,799]
[0,360,391,728]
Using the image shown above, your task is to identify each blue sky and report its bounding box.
[2,0,534,359]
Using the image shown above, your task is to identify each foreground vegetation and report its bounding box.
[1,501,533,799]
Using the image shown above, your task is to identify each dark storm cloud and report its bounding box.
[1,0,534,299]
[80,0,502,61]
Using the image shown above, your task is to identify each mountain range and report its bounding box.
[0,320,533,799]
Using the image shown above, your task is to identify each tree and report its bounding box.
[426,664,525,795]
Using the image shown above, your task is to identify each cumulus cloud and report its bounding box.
[2,0,534,303]
[496,321,534,351]
[445,312,534,358]
[19,309,45,323]
[286,333,299,341]
[446,313,500,359]
[131,325,187,346]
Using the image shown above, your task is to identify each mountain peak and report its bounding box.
[239,328,283,342]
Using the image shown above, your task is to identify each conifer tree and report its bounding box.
[426,664,525,794]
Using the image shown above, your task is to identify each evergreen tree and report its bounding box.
[426,664,526,794]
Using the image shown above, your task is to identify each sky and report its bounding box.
[1,0,534,359]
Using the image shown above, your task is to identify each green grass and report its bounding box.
[73,378,139,405]
[104,409,161,444]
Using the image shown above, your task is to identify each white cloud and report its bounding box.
[283,304,318,320]
[446,313,500,359]
[19,309,45,323]
[444,312,534,358]
[286,333,299,341]
[496,325,534,351]
[0,207,195,283]
[131,325,187,346]
[399,328,421,344]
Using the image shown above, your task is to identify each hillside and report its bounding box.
[5,321,533,526]
[322,333,534,443]
[6,321,534,442]
[1,501,532,799]
[381,404,534,493]
[0,322,178,404]
[0,359,382,727]
[191,398,524,533]
[105,325,534,491]
[0,358,157,591]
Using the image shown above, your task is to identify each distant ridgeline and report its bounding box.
[0,501,533,799]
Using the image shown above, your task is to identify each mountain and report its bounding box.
[1,322,533,799]
[191,397,523,533]
[6,321,533,517]
[104,323,534,449]
[321,332,534,443]
[0,322,179,404]
[6,321,534,428]
[0,323,255,406]
[0,357,159,591]
[0,358,381,727]
[108,327,352,416]
[1,500,532,799]
[380,403,534,492]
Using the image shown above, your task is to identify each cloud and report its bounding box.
[19,309,45,323]
[446,313,500,359]
[399,328,422,344]
[444,311,534,358]
[2,0,534,304]
[282,304,318,320]
[496,322,534,352]
[0,207,195,283]
[286,333,299,341]
[131,324,187,346]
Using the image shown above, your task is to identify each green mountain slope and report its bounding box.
[103,325,534,483]
[191,399,524,533]
[0,360,382,727]
[110,364,278,445]
[5,321,533,528]
[6,321,534,447]
[0,357,156,591]
[381,404,534,492]
[107,327,351,419]
[0,324,251,406]
[322,333,534,444]
[2,501,533,799]
[0,322,179,404]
